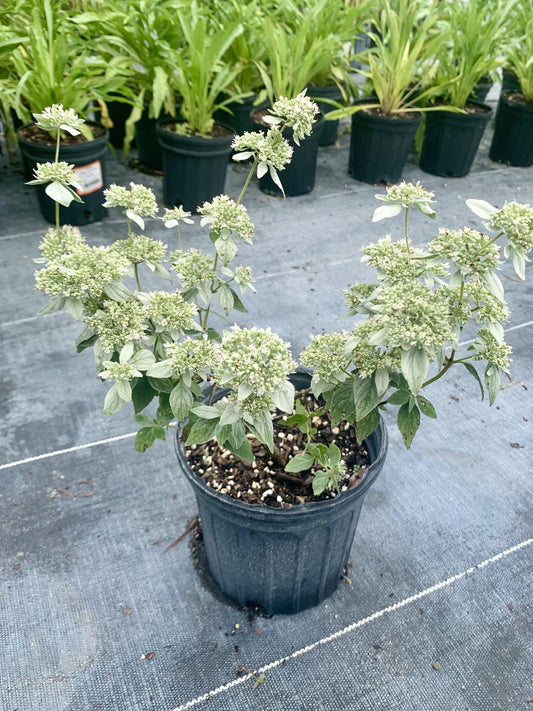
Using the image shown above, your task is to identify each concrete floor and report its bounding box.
[1,90,532,711]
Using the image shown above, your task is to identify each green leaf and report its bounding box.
[45,181,83,207]
[485,365,501,406]
[372,203,403,222]
[465,198,498,221]
[355,408,380,445]
[416,395,437,419]
[186,417,218,446]
[126,209,145,231]
[146,361,173,378]
[460,361,484,400]
[103,384,126,415]
[326,379,356,427]
[401,347,429,395]
[115,379,132,402]
[271,380,295,414]
[482,270,505,303]
[251,410,274,451]
[39,295,65,315]
[103,281,131,302]
[206,328,222,342]
[219,402,241,426]
[75,325,98,353]
[285,452,315,473]
[191,404,220,420]
[217,284,234,313]
[133,413,154,427]
[169,380,193,421]
[228,287,247,313]
[132,376,157,413]
[65,296,84,321]
[387,389,411,405]
[130,349,156,371]
[352,375,381,421]
[152,425,166,441]
[135,427,156,452]
[397,402,421,449]
[312,471,329,496]
[120,342,134,363]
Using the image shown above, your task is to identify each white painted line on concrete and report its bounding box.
[0,432,136,470]
[169,537,533,711]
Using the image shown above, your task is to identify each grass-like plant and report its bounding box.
[428,0,516,109]
[502,1,533,102]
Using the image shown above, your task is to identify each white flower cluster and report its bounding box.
[103,182,158,218]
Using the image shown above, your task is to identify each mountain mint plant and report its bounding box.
[33,99,533,500]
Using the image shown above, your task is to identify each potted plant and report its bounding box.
[32,101,533,615]
[250,7,343,196]
[72,0,183,168]
[4,0,129,224]
[155,0,248,212]
[419,0,514,177]
[327,0,450,185]
[211,0,267,137]
[490,1,533,167]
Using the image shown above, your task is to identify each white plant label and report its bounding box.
[74,160,103,196]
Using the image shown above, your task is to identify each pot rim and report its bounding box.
[16,120,109,146]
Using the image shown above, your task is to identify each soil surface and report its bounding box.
[17,123,106,146]
[161,122,233,138]
[504,91,533,107]
[183,390,371,509]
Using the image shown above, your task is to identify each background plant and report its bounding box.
[501,1,533,102]
[428,0,515,109]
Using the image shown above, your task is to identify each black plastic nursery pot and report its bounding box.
[489,93,533,167]
[214,94,260,137]
[106,100,133,149]
[308,85,344,146]
[348,102,422,184]
[175,372,388,615]
[419,101,492,178]
[252,109,324,197]
[157,121,234,213]
[17,122,109,226]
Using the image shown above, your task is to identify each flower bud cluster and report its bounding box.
[32,161,80,187]
[145,291,197,332]
[166,336,217,378]
[111,234,166,265]
[269,90,319,143]
[199,195,254,243]
[87,299,146,353]
[300,332,349,380]
[350,320,401,378]
[170,249,216,288]
[35,245,130,299]
[473,330,512,372]
[464,282,510,324]
[100,361,142,382]
[39,225,85,260]
[234,266,255,291]
[103,182,158,217]
[232,129,293,171]
[377,180,435,208]
[33,104,85,133]
[429,228,500,277]
[362,237,446,282]
[216,327,296,414]
[490,201,533,253]
[378,283,455,354]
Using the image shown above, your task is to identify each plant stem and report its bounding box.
[134,263,142,291]
[176,224,184,251]
[202,253,219,330]
[235,158,258,207]
[404,206,411,261]
[55,129,61,236]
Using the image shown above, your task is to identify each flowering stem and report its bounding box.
[134,264,142,291]
[176,224,184,251]
[235,157,259,207]
[202,253,219,330]
[404,206,411,261]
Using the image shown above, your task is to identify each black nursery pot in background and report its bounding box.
[308,85,344,146]
[252,110,323,197]
[17,123,109,226]
[489,93,533,167]
[157,121,234,213]
[348,103,422,184]
[176,371,388,615]
[419,102,492,178]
